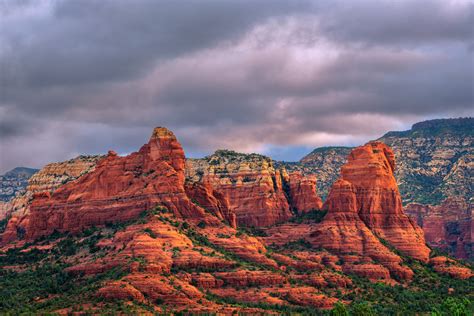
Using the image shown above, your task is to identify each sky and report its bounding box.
[1,0,473,173]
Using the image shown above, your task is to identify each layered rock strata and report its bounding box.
[405,197,473,260]
[186,151,323,227]
[2,128,211,242]
[265,141,431,281]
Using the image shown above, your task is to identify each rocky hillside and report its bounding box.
[285,118,473,260]
[379,118,473,205]
[290,118,473,205]
[1,127,472,315]
[0,167,38,202]
[186,150,322,227]
[279,147,351,201]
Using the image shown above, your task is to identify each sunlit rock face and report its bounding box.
[2,127,210,243]
[186,150,324,227]
[332,141,430,262]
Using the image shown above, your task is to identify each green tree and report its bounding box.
[351,302,375,316]
[331,302,349,316]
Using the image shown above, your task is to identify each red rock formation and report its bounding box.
[185,152,293,227]
[286,171,323,213]
[184,180,237,228]
[3,128,210,242]
[308,179,413,280]
[263,141,430,281]
[429,256,473,279]
[326,141,430,262]
[185,153,324,227]
[405,197,472,260]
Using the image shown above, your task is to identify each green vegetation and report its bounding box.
[290,209,328,224]
[205,291,325,315]
[339,260,473,315]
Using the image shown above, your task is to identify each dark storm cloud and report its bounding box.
[0,0,473,172]
[318,0,473,45]
[2,0,310,88]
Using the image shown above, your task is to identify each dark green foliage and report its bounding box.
[237,226,268,237]
[277,238,313,251]
[330,302,349,316]
[0,247,49,265]
[143,228,157,238]
[290,209,328,224]
[350,302,375,316]
[205,291,325,315]
[0,214,11,233]
[343,261,474,315]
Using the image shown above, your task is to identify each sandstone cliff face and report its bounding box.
[334,142,430,261]
[286,172,323,213]
[405,197,473,260]
[2,128,211,243]
[0,156,104,243]
[186,151,322,227]
[265,142,431,281]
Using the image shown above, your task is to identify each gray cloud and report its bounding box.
[0,0,473,172]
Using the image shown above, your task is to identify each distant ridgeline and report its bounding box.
[282,117,473,205]
[0,167,39,202]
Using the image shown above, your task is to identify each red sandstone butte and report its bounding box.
[6,128,213,242]
[331,141,430,262]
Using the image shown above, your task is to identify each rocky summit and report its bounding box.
[0,125,473,315]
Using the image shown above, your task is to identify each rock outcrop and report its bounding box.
[405,197,473,260]
[2,128,210,242]
[186,151,323,227]
[332,141,430,262]
[185,151,292,227]
[0,156,104,243]
[286,172,323,213]
[265,141,431,281]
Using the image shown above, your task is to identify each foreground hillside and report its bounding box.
[0,127,472,314]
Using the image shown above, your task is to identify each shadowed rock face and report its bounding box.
[286,172,323,214]
[405,197,473,260]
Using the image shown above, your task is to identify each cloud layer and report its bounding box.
[1,0,473,172]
